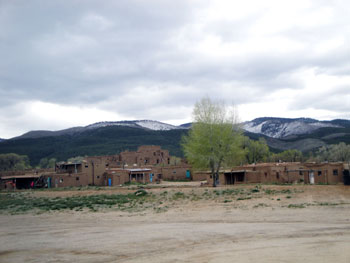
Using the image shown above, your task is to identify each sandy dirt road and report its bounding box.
[1,185,349,263]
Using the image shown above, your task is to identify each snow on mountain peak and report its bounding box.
[135,120,184,131]
[85,120,187,131]
[243,118,341,138]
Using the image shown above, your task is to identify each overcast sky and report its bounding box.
[0,0,349,138]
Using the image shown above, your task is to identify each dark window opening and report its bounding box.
[225,173,235,185]
[333,169,338,176]
[299,171,303,175]
[76,177,79,181]
[276,172,280,179]
[318,171,322,176]
[236,173,244,182]
[264,172,267,178]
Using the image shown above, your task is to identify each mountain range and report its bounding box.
[1,118,350,166]
[10,120,187,140]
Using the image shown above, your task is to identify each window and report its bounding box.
[333,169,338,176]
[97,176,100,179]
[299,171,303,175]
[173,170,176,174]
[264,172,267,178]
[59,178,63,183]
[85,165,89,168]
[76,177,79,181]
[276,172,280,179]
[236,173,244,182]
[318,171,322,176]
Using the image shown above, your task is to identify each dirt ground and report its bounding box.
[1,184,350,263]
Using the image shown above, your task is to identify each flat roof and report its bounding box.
[128,169,152,172]
[1,174,41,180]
[227,170,247,173]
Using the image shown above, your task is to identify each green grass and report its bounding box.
[288,204,306,208]
[172,191,186,200]
[237,196,252,201]
[0,191,150,214]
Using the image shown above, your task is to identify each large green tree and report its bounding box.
[182,97,245,186]
[243,137,270,164]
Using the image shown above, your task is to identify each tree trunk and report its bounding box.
[212,166,216,187]
[213,159,222,187]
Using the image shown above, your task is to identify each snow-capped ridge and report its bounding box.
[243,117,342,138]
[86,120,187,131]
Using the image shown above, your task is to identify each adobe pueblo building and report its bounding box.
[0,146,192,189]
[1,145,349,189]
[205,162,346,186]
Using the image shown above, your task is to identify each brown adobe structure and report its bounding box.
[205,162,345,186]
[1,146,349,189]
[119,145,171,167]
[0,145,192,189]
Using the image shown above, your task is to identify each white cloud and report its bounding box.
[0,101,125,138]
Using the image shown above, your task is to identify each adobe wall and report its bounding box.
[192,171,209,181]
[83,157,109,186]
[206,162,346,186]
[42,173,89,188]
[159,166,191,180]
[303,163,344,184]
[245,171,261,183]
[105,170,130,186]
[119,145,171,166]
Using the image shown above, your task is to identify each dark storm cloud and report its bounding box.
[0,0,194,106]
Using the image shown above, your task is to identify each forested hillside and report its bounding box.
[0,126,187,166]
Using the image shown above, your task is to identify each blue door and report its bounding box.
[108,178,112,186]
[186,170,191,179]
[150,173,153,182]
[47,177,51,188]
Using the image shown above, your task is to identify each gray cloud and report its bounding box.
[0,0,350,137]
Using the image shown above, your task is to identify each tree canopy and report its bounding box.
[243,137,270,163]
[182,97,245,186]
[0,153,31,171]
[313,142,350,163]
